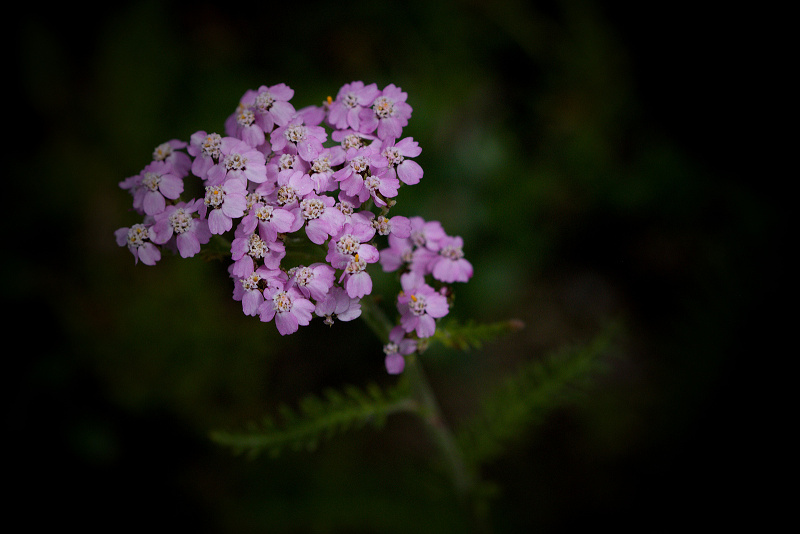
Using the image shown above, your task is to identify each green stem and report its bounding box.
[360,295,487,528]
[404,353,473,497]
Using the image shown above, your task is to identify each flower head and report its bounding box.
[115,223,161,266]
[150,199,211,258]
[199,178,248,235]
[259,285,316,336]
[326,81,381,131]
[206,137,267,186]
[123,161,184,216]
[383,325,418,374]
[315,286,362,326]
[397,272,449,338]
[358,84,412,140]
[271,116,328,163]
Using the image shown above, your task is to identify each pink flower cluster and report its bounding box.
[115,82,472,373]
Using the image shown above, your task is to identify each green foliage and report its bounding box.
[431,318,527,351]
[210,378,415,459]
[455,325,619,468]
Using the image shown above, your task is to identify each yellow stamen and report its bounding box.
[354,253,360,262]
[327,96,333,105]
[410,294,418,302]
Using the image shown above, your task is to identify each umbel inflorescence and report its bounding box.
[115,82,473,374]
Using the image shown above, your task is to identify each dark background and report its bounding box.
[8,1,780,532]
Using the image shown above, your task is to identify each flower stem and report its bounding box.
[360,295,491,531]
[404,353,473,497]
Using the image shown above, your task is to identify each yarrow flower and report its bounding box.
[115,81,473,373]
[150,199,211,258]
[115,223,160,266]
[383,325,418,374]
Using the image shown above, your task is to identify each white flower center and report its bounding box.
[278,153,296,170]
[336,234,360,255]
[255,91,275,112]
[224,152,247,171]
[440,244,464,260]
[345,255,367,274]
[300,198,325,220]
[350,156,369,174]
[237,108,255,127]
[284,124,307,144]
[373,96,395,119]
[311,155,331,174]
[341,134,365,150]
[410,230,426,248]
[204,185,225,208]
[240,272,262,291]
[202,133,222,159]
[383,342,399,355]
[247,233,268,258]
[336,201,354,217]
[169,208,192,234]
[255,204,274,222]
[372,215,391,235]
[293,266,314,287]
[364,175,380,192]
[142,171,161,192]
[272,291,293,312]
[152,143,173,161]
[408,294,427,316]
[343,92,359,109]
[383,147,403,166]
[127,224,150,247]
[276,185,297,206]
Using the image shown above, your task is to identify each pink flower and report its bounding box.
[308,148,345,193]
[238,201,296,243]
[428,235,473,283]
[232,266,286,316]
[123,161,184,216]
[358,84,412,140]
[225,84,296,145]
[271,169,315,211]
[188,131,223,181]
[230,228,286,278]
[332,144,388,202]
[206,137,267,186]
[293,193,346,245]
[115,223,161,266]
[362,170,400,207]
[369,213,411,238]
[249,83,296,130]
[259,286,316,336]
[379,233,415,273]
[266,152,309,183]
[288,263,336,302]
[152,139,192,178]
[326,222,378,269]
[271,116,327,162]
[315,286,362,326]
[225,102,265,148]
[327,81,381,131]
[150,199,211,258]
[409,216,447,250]
[199,179,248,235]
[396,272,449,338]
[383,325,417,374]
[381,137,423,185]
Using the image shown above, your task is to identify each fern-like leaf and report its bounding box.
[455,324,619,468]
[432,318,526,351]
[210,378,415,459]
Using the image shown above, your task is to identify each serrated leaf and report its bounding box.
[210,378,414,458]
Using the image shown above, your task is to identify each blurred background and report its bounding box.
[8,0,779,532]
